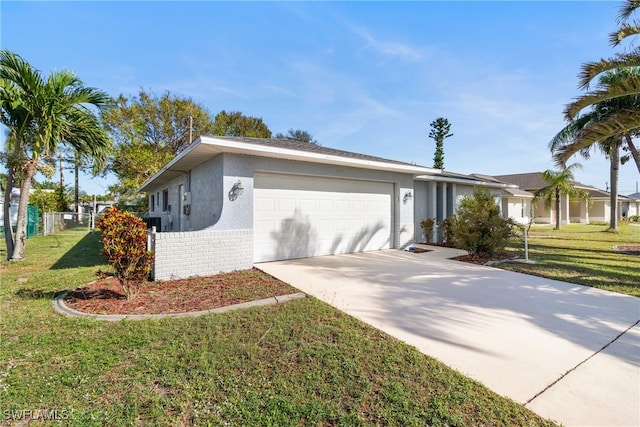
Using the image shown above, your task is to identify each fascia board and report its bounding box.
[200,136,438,175]
[415,174,509,188]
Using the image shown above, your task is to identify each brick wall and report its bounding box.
[150,229,253,281]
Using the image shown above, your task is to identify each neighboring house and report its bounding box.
[490,172,626,225]
[471,173,534,225]
[622,193,640,218]
[139,136,507,280]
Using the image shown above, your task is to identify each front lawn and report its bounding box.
[501,223,640,297]
[0,230,554,425]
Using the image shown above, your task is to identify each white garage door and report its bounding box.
[254,173,393,262]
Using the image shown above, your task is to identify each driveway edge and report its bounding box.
[53,291,306,322]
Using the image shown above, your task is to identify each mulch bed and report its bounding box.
[66,243,639,316]
[613,245,640,256]
[64,268,297,315]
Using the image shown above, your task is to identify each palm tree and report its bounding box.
[554,0,640,165]
[0,50,111,260]
[551,70,638,230]
[534,164,590,230]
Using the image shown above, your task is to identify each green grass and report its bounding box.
[0,230,555,426]
[502,223,640,296]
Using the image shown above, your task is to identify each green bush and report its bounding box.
[96,207,154,299]
[420,218,435,243]
[453,187,516,259]
[438,217,457,247]
[630,215,639,223]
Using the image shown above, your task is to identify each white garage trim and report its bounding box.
[254,173,394,262]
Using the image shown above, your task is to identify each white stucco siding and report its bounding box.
[589,200,609,223]
[503,197,531,225]
[413,181,429,242]
[207,153,415,249]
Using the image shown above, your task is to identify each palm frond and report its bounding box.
[577,51,640,89]
[548,114,595,151]
[566,75,640,119]
[617,0,640,23]
[609,22,640,46]
[553,112,640,165]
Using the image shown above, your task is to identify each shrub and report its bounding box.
[97,207,154,299]
[420,218,435,243]
[438,217,457,247]
[454,187,516,259]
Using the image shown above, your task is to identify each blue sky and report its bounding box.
[1,1,638,196]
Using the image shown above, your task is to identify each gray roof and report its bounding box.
[627,192,640,201]
[470,173,505,183]
[492,172,555,191]
[208,136,426,168]
[502,187,535,198]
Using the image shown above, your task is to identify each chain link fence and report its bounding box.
[42,212,96,236]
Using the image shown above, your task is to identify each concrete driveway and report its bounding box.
[256,248,640,427]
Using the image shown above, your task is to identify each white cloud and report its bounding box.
[352,26,423,62]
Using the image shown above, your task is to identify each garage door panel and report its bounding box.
[254,173,393,262]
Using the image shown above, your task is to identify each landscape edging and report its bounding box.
[53,291,306,322]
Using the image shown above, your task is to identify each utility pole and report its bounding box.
[189,116,193,144]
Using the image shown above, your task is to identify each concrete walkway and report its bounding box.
[257,248,640,426]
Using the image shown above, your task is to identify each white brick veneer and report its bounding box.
[150,229,253,281]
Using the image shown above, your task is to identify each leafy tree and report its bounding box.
[212,110,272,138]
[275,128,319,145]
[533,164,590,230]
[0,50,111,261]
[453,187,515,259]
[555,0,640,165]
[29,185,70,213]
[32,180,72,212]
[103,90,216,204]
[428,117,453,169]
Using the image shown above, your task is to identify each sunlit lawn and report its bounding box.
[502,223,640,297]
[0,230,555,426]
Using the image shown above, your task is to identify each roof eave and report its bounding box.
[415,174,510,188]
[138,136,440,193]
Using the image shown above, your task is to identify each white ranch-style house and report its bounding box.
[139,136,509,280]
[139,136,631,280]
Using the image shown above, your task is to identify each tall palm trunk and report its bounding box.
[74,156,80,214]
[555,187,561,230]
[11,160,37,261]
[609,141,620,231]
[3,167,15,260]
[624,135,640,174]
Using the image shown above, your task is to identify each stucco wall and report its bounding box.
[589,200,609,223]
[150,228,253,280]
[206,153,416,249]
[143,152,419,279]
[503,197,532,224]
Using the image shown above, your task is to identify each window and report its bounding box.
[150,194,155,212]
[162,189,169,212]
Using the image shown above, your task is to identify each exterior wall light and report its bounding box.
[228,180,244,201]
[403,190,413,204]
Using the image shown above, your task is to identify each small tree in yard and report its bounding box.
[420,218,435,243]
[454,187,516,260]
[97,207,153,299]
[438,217,457,247]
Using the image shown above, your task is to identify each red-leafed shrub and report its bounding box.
[97,207,154,299]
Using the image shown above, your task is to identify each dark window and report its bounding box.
[150,195,155,212]
[162,189,169,211]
